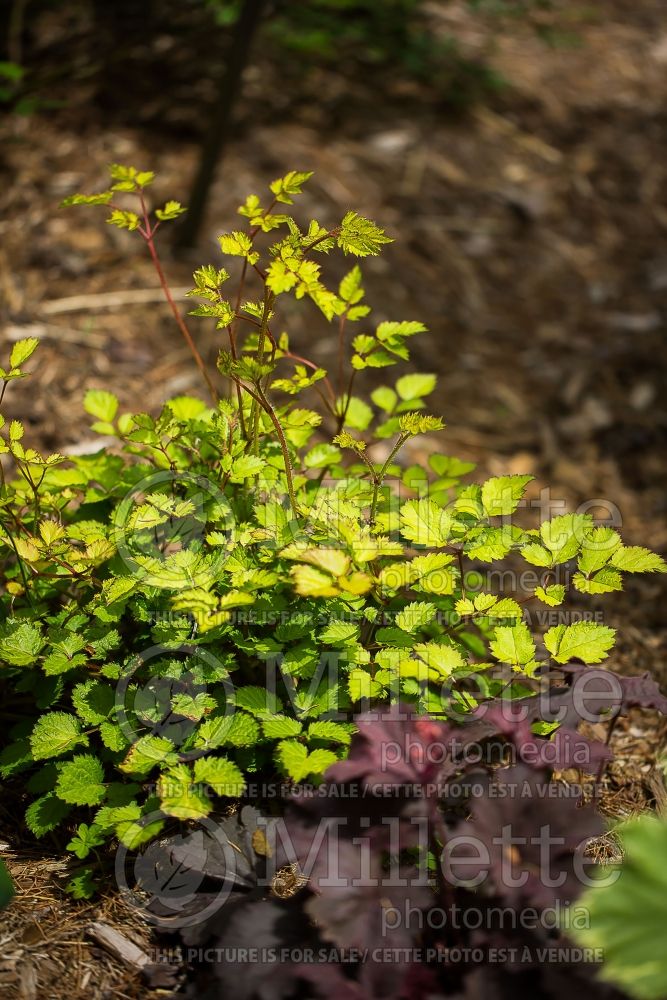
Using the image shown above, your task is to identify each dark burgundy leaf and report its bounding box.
[211,898,317,1000]
[476,704,612,774]
[305,869,432,955]
[325,704,453,788]
[297,964,366,1000]
[615,672,667,713]
[444,765,603,910]
[560,665,667,716]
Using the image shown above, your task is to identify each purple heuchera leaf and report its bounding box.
[211,898,318,1000]
[560,664,667,715]
[609,671,667,713]
[324,703,452,788]
[476,703,612,774]
[445,764,604,910]
[305,872,431,997]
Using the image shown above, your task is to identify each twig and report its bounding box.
[139,192,217,404]
[86,921,151,972]
[41,288,191,315]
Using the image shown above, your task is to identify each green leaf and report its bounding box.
[9,420,23,442]
[578,526,621,574]
[307,721,353,745]
[119,735,177,777]
[218,231,259,265]
[290,564,338,598]
[10,337,40,369]
[573,816,667,1000]
[195,711,260,750]
[521,542,553,567]
[43,632,88,675]
[339,264,364,303]
[158,765,211,820]
[0,739,31,778]
[101,576,137,604]
[106,209,140,231]
[573,568,623,594]
[235,687,283,717]
[72,681,114,724]
[429,455,476,480]
[395,601,437,633]
[610,546,667,574]
[341,396,373,430]
[65,869,97,900]
[481,475,533,517]
[304,443,341,469]
[395,373,436,401]
[99,721,129,752]
[539,513,591,564]
[269,170,313,204]
[318,621,360,646]
[155,200,186,221]
[0,859,13,908]
[414,642,466,677]
[108,164,154,188]
[266,259,298,294]
[84,389,119,423]
[56,755,106,806]
[544,621,616,664]
[0,620,44,666]
[30,712,88,760]
[261,716,303,739]
[167,395,209,420]
[61,192,113,207]
[466,526,520,562]
[534,584,566,606]
[490,623,536,668]
[348,668,385,702]
[410,552,455,595]
[487,597,523,619]
[400,498,453,548]
[276,740,337,781]
[230,454,265,482]
[193,756,245,797]
[337,211,392,257]
[371,386,397,413]
[25,793,71,837]
[26,763,58,795]
[66,823,105,860]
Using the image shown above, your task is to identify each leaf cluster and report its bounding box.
[0,168,664,905]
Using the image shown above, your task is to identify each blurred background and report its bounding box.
[1,0,666,645]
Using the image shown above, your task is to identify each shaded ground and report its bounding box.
[1,1,667,996]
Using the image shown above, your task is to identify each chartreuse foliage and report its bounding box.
[574,815,667,999]
[0,165,664,897]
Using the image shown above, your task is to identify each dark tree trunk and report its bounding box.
[176,0,268,250]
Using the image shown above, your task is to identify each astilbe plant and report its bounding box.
[0,165,665,915]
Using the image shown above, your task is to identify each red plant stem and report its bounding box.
[229,376,300,518]
[336,368,357,433]
[138,193,217,404]
[285,351,337,406]
[229,259,249,349]
[144,235,217,404]
[222,280,247,438]
[302,227,339,255]
[337,312,347,398]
